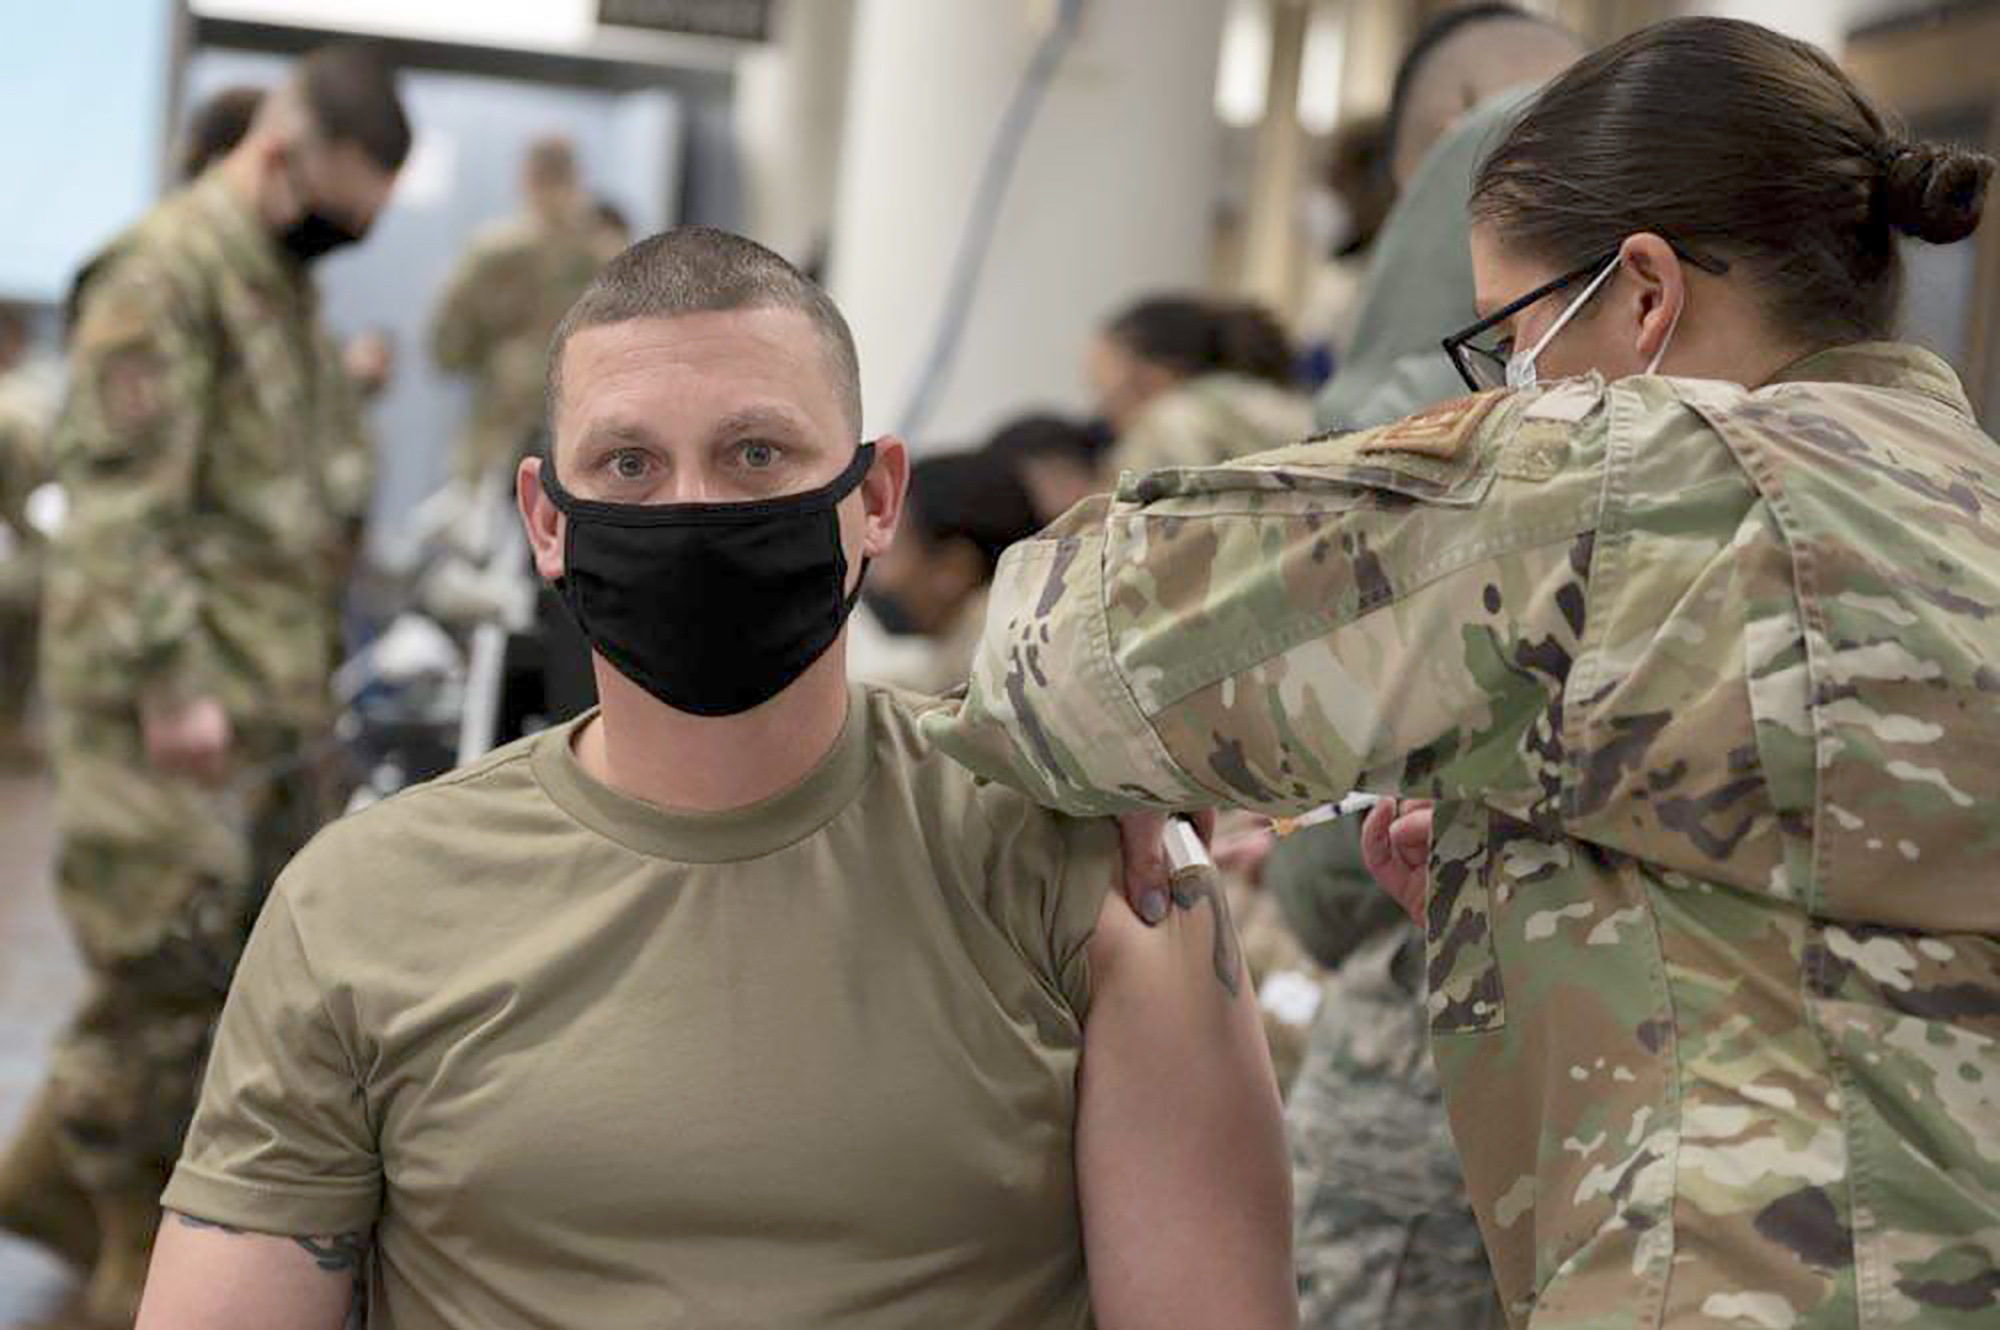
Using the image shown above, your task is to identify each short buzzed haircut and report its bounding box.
[298,43,412,172]
[546,226,863,436]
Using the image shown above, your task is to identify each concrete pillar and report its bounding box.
[733,0,858,268]
[827,0,1229,444]
[1238,0,1311,318]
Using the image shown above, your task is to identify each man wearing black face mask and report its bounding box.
[135,228,1296,1330]
[0,45,409,1326]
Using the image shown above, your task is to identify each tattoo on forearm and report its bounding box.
[1169,866,1243,996]
[175,1213,244,1235]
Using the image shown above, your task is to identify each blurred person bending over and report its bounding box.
[928,16,1999,1326]
[1090,295,1311,478]
[135,227,1295,1330]
[432,134,620,486]
[1316,3,1583,432]
[865,447,1038,696]
[0,46,410,1327]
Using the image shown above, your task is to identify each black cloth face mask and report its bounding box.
[540,443,876,717]
[278,211,365,265]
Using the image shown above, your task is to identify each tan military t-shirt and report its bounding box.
[164,684,1116,1328]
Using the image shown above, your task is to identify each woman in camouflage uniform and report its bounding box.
[930,17,1999,1329]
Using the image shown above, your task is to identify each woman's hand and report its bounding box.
[1360,798,1432,924]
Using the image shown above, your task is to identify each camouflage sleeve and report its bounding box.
[923,387,1610,819]
[429,243,496,374]
[50,256,214,700]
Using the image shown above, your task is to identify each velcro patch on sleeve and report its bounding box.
[1358,390,1506,461]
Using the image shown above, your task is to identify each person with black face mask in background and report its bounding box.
[134,227,1295,1330]
[0,45,409,1328]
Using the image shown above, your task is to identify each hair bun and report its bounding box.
[1881,141,1995,244]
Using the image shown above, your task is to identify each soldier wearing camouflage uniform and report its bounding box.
[0,48,409,1326]
[1088,295,1312,480]
[927,19,1999,1328]
[431,135,615,486]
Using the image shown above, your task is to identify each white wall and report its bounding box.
[734,0,857,268]
[1699,0,1941,52]
[827,0,1229,446]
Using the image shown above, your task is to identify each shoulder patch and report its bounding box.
[1359,390,1506,460]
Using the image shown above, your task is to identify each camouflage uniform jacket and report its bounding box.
[927,343,2000,1327]
[1108,371,1314,480]
[431,209,609,483]
[43,170,366,731]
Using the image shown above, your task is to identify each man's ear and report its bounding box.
[858,435,910,562]
[1618,232,1686,368]
[517,455,565,581]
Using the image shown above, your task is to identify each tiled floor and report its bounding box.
[0,767,86,1321]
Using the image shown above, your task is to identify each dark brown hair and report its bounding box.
[298,43,412,173]
[546,226,862,434]
[1472,16,1994,346]
[1105,296,1295,388]
[181,85,264,181]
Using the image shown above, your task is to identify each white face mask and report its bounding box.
[1505,255,1681,390]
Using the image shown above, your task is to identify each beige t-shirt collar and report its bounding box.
[529,685,875,864]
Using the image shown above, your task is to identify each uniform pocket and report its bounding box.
[1425,803,1506,1035]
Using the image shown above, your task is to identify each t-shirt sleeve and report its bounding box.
[161,878,381,1235]
[977,785,1119,1019]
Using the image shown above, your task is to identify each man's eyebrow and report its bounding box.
[707,405,815,441]
[578,418,657,449]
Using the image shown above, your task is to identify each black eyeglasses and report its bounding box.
[1442,243,1730,393]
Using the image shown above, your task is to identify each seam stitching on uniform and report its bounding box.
[1138,516,1593,713]
[279,895,383,1162]
[1092,522,1211,802]
[1697,396,1882,1321]
[1560,386,1631,821]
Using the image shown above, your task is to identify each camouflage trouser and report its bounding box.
[1290,929,1504,1330]
[43,706,326,1192]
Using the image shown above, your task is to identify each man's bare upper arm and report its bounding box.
[136,1211,367,1330]
[1075,880,1298,1330]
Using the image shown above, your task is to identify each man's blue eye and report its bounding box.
[612,452,648,479]
[742,442,778,469]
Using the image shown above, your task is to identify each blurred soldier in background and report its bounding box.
[432,135,619,486]
[1089,294,1311,478]
[0,302,59,765]
[982,412,1107,528]
[0,45,410,1327]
